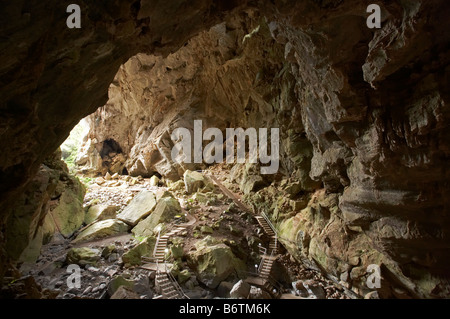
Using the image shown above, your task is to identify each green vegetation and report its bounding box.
[60,118,89,174]
[78,176,93,187]
[132,234,147,243]
[64,146,78,173]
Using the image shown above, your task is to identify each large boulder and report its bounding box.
[84,204,119,224]
[66,247,101,266]
[6,154,86,265]
[249,286,272,299]
[168,180,185,192]
[5,165,59,262]
[107,275,135,297]
[229,279,251,299]
[72,219,129,243]
[46,176,86,238]
[116,190,157,226]
[183,170,205,194]
[132,196,182,237]
[187,236,246,289]
[122,236,156,266]
[110,286,140,299]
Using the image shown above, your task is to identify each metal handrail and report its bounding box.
[261,211,277,234]
[257,243,277,275]
[257,244,267,273]
[260,211,279,255]
[257,257,265,274]
[153,228,162,259]
[258,244,267,255]
[164,262,190,299]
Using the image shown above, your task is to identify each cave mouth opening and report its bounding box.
[100,138,123,159]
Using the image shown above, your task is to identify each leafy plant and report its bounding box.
[132,234,147,243]
[78,176,93,187]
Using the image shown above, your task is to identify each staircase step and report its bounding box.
[162,286,175,292]
[158,279,170,284]
[159,281,172,286]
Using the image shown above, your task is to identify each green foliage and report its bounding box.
[132,234,146,243]
[78,176,93,187]
[60,119,89,174]
[63,145,78,173]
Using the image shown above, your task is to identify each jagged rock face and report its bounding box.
[78,3,450,298]
[1,0,450,298]
[269,1,450,298]
[0,0,242,211]
[4,150,85,264]
[0,0,243,281]
[79,13,301,180]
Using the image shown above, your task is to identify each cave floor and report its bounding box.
[22,170,349,299]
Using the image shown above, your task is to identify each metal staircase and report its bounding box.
[255,212,278,255]
[141,224,190,299]
[151,225,186,263]
[258,254,276,279]
[245,212,283,298]
[154,263,189,299]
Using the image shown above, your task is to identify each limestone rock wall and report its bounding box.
[5,150,85,265]
[1,0,449,298]
[0,0,243,281]
[77,3,450,298]
[78,11,309,181]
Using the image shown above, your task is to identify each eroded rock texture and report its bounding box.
[1,0,450,298]
[4,150,85,266]
[0,0,243,283]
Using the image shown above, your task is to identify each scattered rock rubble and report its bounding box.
[22,170,350,299]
